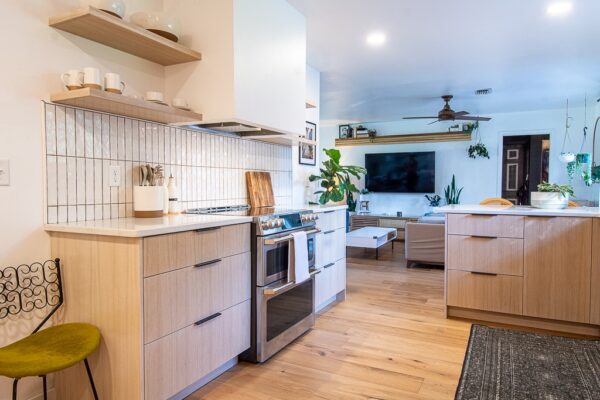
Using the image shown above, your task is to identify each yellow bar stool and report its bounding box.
[480,197,514,206]
[0,259,101,400]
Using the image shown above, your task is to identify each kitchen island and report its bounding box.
[437,205,600,336]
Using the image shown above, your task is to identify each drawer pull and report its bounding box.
[324,230,335,235]
[194,312,222,326]
[194,258,222,268]
[470,235,497,239]
[470,271,497,276]
[324,262,335,269]
[195,226,221,232]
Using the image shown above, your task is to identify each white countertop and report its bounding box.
[304,204,348,212]
[44,214,253,238]
[435,204,600,218]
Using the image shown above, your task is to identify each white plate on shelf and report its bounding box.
[146,99,169,106]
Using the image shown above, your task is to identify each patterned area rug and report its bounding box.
[455,325,600,400]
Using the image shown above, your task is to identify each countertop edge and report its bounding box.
[44,216,254,238]
[434,205,600,218]
[305,204,348,212]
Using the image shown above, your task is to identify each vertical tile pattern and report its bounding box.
[44,103,293,223]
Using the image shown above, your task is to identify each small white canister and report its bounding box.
[134,186,166,218]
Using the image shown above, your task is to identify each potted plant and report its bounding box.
[531,182,574,209]
[444,175,463,205]
[309,148,367,214]
[467,122,490,159]
[425,194,442,207]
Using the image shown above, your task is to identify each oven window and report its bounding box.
[266,279,313,341]
[307,237,315,263]
[266,243,289,277]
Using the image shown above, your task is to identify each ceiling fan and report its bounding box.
[403,95,492,124]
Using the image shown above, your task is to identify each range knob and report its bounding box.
[275,218,284,227]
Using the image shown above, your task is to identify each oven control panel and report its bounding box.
[256,211,317,236]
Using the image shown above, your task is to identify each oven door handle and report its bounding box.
[263,270,320,296]
[264,228,321,245]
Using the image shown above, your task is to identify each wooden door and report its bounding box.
[523,217,592,323]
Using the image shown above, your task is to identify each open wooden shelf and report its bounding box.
[335,131,472,147]
[305,100,318,109]
[49,7,202,66]
[51,88,203,125]
[239,133,317,146]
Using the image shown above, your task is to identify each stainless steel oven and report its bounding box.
[257,227,318,286]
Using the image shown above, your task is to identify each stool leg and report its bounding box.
[42,376,47,400]
[12,379,18,400]
[84,359,99,400]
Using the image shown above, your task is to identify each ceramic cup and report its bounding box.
[172,98,189,109]
[104,73,126,94]
[145,91,165,102]
[61,69,84,90]
[82,67,102,89]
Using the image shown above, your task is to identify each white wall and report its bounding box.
[320,106,598,216]
[292,64,320,207]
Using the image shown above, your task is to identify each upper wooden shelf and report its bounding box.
[49,7,202,66]
[335,131,472,147]
[51,88,203,125]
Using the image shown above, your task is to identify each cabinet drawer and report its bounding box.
[447,235,524,276]
[447,214,524,238]
[315,259,346,308]
[143,223,250,277]
[144,300,250,400]
[316,209,346,232]
[316,228,346,268]
[447,270,523,315]
[144,252,251,343]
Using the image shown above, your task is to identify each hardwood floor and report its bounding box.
[188,245,472,400]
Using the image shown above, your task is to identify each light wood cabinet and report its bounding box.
[523,217,592,323]
[447,213,524,238]
[447,235,523,276]
[50,223,252,399]
[447,270,523,314]
[316,209,346,232]
[315,259,346,308]
[144,300,250,400]
[591,219,600,325]
[144,252,251,343]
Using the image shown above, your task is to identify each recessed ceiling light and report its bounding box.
[366,31,386,47]
[547,2,573,16]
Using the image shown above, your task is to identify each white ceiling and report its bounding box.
[288,0,600,122]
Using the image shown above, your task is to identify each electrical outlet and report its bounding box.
[109,165,121,187]
[0,160,9,186]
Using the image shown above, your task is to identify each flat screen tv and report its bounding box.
[365,152,435,193]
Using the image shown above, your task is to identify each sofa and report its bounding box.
[405,218,445,267]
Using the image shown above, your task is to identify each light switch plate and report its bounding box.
[0,160,9,186]
[109,165,121,187]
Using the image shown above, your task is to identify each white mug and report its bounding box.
[82,67,102,89]
[61,69,83,90]
[145,91,164,102]
[172,98,189,108]
[104,73,126,94]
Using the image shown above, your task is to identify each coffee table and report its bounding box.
[346,227,398,259]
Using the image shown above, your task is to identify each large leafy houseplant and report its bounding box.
[309,148,367,211]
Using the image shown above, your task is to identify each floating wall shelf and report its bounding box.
[49,7,202,66]
[335,131,472,147]
[50,88,203,125]
[305,100,318,109]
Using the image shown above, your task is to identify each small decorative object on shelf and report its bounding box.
[367,129,377,138]
[467,122,490,159]
[308,148,366,211]
[425,194,442,207]
[91,0,126,19]
[449,124,461,132]
[339,124,351,139]
[444,175,463,205]
[355,125,369,137]
[299,121,317,165]
[531,182,574,209]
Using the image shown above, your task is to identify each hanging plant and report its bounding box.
[467,122,490,159]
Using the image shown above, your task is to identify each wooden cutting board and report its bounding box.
[246,171,275,208]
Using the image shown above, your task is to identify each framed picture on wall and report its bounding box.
[300,121,317,165]
[339,124,351,139]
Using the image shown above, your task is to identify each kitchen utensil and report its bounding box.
[82,67,102,90]
[246,171,275,208]
[104,72,125,94]
[140,165,148,186]
[60,69,84,90]
[91,0,126,19]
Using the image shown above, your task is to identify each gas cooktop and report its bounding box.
[184,205,318,236]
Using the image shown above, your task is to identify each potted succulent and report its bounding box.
[425,194,442,207]
[531,182,574,209]
[444,175,463,205]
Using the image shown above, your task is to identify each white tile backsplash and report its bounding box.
[44,103,293,223]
